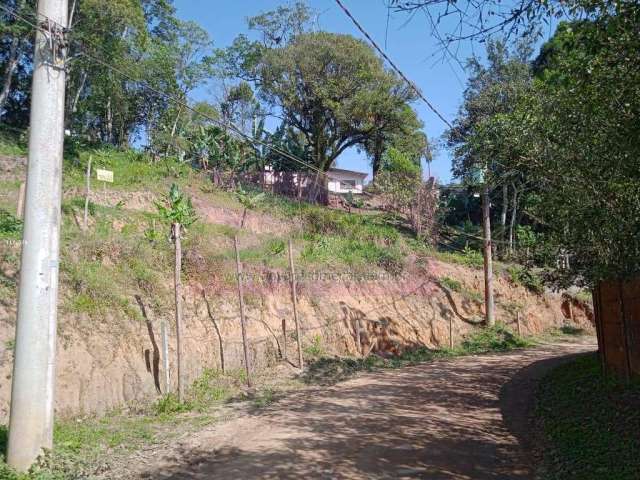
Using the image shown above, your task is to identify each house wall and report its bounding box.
[327,171,365,194]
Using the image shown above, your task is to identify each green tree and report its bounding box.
[446,39,533,255]
[363,101,429,181]
[497,8,640,285]
[0,0,33,121]
[235,186,266,229]
[156,183,197,402]
[258,32,412,172]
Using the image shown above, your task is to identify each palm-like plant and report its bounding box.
[235,186,265,229]
[156,184,197,402]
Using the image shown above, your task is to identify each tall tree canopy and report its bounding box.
[462,4,640,284]
[258,31,415,171]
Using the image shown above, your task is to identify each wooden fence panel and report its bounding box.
[595,278,640,378]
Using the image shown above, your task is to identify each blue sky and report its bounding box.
[173,1,478,184]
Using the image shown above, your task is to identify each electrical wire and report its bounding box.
[334,0,453,129]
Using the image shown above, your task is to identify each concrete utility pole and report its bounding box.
[7,0,68,471]
[482,184,495,327]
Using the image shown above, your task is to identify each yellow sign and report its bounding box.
[96,169,114,183]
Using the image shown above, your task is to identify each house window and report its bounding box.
[340,179,356,190]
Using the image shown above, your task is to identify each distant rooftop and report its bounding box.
[327,167,368,179]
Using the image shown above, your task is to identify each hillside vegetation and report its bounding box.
[0,133,594,478]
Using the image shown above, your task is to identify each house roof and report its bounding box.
[327,167,368,179]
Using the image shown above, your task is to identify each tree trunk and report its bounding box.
[371,135,384,182]
[106,97,113,144]
[165,106,183,157]
[0,37,21,113]
[288,239,304,369]
[508,184,518,256]
[202,291,225,373]
[173,223,184,402]
[240,208,247,229]
[70,70,87,114]
[500,183,508,253]
[482,185,495,327]
[234,236,252,387]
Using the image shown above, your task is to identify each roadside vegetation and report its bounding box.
[0,321,546,479]
[2,0,624,474]
[303,323,532,386]
[536,354,640,480]
[0,366,299,480]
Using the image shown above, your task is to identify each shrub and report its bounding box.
[440,276,462,292]
[507,265,544,293]
[0,209,22,236]
[152,393,191,416]
[461,324,530,354]
[303,334,325,359]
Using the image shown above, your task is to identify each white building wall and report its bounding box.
[327,171,365,194]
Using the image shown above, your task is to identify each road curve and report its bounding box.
[133,341,595,480]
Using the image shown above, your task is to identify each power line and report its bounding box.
[334,0,453,129]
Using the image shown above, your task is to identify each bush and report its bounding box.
[436,246,484,268]
[152,393,191,416]
[507,265,544,293]
[440,276,462,292]
[0,209,22,236]
[461,324,530,354]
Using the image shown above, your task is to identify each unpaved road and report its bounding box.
[126,341,595,480]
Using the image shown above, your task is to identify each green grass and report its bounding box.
[434,246,484,268]
[536,354,640,480]
[0,209,22,239]
[302,334,326,360]
[459,323,532,353]
[440,276,462,292]
[0,128,27,156]
[506,264,544,293]
[62,147,192,193]
[303,324,531,385]
[0,366,267,479]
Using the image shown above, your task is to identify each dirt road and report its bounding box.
[128,341,595,480]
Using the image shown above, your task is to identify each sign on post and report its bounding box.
[96,168,114,193]
[96,169,114,183]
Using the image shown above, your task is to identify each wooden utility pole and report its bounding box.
[568,299,574,322]
[7,0,68,471]
[161,319,170,394]
[482,184,495,326]
[173,222,184,402]
[83,155,92,230]
[16,182,25,219]
[281,318,287,361]
[288,239,304,369]
[234,236,252,387]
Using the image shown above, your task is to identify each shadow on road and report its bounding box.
[137,346,594,480]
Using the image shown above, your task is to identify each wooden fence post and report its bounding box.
[288,239,304,370]
[16,182,26,220]
[83,155,92,231]
[161,319,170,394]
[516,311,522,337]
[174,222,185,402]
[449,314,453,349]
[281,318,287,361]
[234,236,252,387]
[355,318,362,357]
[568,299,574,322]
